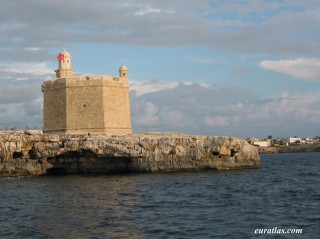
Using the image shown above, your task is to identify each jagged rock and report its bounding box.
[0,131,260,177]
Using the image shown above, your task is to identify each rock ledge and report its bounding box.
[0,131,260,177]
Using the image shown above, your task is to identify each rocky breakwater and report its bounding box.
[0,131,260,177]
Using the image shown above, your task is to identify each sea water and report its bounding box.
[0,152,319,239]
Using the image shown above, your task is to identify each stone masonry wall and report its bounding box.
[42,78,67,132]
[42,75,132,135]
[66,77,105,133]
[102,77,132,134]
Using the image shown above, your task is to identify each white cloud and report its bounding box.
[130,81,210,96]
[204,116,229,127]
[130,80,178,96]
[26,47,41,51]
[0,62,51,129]
[134,7,160,16]
[159,108,184,125]
[0,1,319,137]
[132,101,159,126]
[2,62,53,76]
[0,99,42,130]
[16,77,29,81]
[260,58,320,80]
[0,62,54,80]
[0,78,319,137]
[130,81,320,137]
[1,0,320,57]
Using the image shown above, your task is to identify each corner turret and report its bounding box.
[55,50,75,78]
[119,64,128,78]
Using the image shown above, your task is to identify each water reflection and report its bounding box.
[1,153,319,239]
[11,175,144,239]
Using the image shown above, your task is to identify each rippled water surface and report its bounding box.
[1,152,319,239]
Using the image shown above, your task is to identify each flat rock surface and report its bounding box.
[0,131,260,177]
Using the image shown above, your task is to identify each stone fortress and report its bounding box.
[0,51,260,177]
[41,50,132,135]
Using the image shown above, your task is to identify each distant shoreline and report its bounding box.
[258,143,320,154]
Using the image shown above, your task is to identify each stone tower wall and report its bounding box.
[42,75,132,135]
[42,51,131,135]
[102,77,132,134]
[64,77,105,134]
[42,79,67,133]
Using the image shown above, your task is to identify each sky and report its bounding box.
[0,0,320,138]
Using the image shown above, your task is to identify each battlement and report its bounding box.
[42,74,129,91]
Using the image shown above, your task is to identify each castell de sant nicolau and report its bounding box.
[41,50,132,135]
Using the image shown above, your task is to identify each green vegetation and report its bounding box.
[278,143,320,153]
